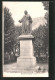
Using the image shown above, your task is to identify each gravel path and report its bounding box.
[3,62,49,77]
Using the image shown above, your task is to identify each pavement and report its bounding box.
[3,62,49,77]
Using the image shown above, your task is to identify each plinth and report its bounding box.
[17,35,36,71]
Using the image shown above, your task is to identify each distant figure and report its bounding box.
[19,10,32,34]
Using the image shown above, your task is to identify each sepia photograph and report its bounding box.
[2,1,49,77]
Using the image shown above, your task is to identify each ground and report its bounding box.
[3,62,49,77]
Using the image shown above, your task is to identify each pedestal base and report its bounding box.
[17,56,36,70]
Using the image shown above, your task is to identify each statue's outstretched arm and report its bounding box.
[18,16,24,23]
[19,20,22,23]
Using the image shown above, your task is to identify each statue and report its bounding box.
[19,10,32,35]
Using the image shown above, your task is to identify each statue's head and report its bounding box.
[24,10,28,15]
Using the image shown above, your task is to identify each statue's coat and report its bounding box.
[19,14,32,34]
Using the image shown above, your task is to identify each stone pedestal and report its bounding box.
[17,35,36,71]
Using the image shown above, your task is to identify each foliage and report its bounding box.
[14,26,22,43]
[42,1,49,24]
[4,7,15,53]
[42,1,49,10]
[42,1,49,55]
[12,26,22,56]
[32,25,45,56]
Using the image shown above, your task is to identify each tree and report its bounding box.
[12,26,22,56]
[4,7,15,53]
[32,25,46,61]
[42,1,49,59]
[42,1,49,10]
[14,26,22,43]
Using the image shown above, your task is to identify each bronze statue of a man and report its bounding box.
[19,10,32,35]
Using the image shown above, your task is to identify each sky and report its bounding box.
[3,2,47,26]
